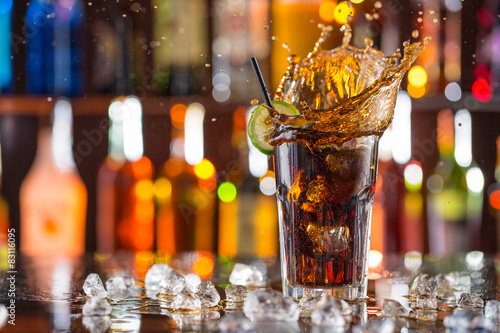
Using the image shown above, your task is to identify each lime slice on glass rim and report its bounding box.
[248,100,300,155]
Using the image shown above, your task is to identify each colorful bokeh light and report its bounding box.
[218,182,237,203]
[489,190,500,210]
[472,78,492,102]
[319,0,337,22]
[408,65,428,87]
[154,177,172,202]
[135,179,154,201]
[194,158,216,180]
[334,1,353,25]
[407,83,426,99]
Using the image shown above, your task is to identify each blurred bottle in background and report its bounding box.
[425,109,484,254]
[454,109,484,251]
[155,103,217,254]
[25,0,85,96]
[86,0,134,95]
[210,0,270,103]
[0,0,13,94]
[487,136,500,253]
[96,96,154,252]
[152,0,210,96]
[20,99,87,256]
[217,107,278,258]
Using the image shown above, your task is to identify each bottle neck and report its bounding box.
[108,97,144,162]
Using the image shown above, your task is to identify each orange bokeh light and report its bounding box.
[171,104,187,129]
[193,256,214,279]
[319,0,337,22]
[132,157,153,178]
[489,190,500,210]
[194,159,216,180]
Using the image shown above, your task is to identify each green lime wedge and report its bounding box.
[248,100,300,155]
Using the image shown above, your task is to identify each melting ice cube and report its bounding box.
[409,273,437,297]
[225,285,250,303]
[229,263,265,287]
[144,264,173,298]
[382,299,408,317]
[184,274,202,293]
[159,270,186,295]
[457,293,484,308]
[243,289,300,322]
[171,288,202,311]
[105,276,137,300]
[416,295,438,310]
[83,273,107,298]
[196,281,221,308]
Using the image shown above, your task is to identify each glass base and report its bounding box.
[282,279,367,301]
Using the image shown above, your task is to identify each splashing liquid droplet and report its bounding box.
[374,1,382,9]
[271,25,430,147]
[372,13,379,20]
[433,18,439,23]
[412,30,420,38]
[365,13,373,21]
[251,99,259,106]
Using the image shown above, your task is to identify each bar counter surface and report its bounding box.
[0,251,498,332]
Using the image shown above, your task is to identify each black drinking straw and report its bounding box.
[250,57,274,109]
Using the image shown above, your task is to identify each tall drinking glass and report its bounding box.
[274,135,379,300]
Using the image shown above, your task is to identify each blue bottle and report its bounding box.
[0,0,13,93]
[25,0,85,96]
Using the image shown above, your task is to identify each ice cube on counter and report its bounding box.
[457,293,485,308]
[105,276,137,300]
[83,273,107,298]
[409,273,437,297]
[416,295,438,310]
[82,296,112,316]
[243,289,300,322]
[229,263,265,287]
[171,288,202,311]
[196,281,221,308]
[382,299,408,317]
[225,285,250,303]
[184,274,202,293]
[158,270,186,295]
[144,264,172,298]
